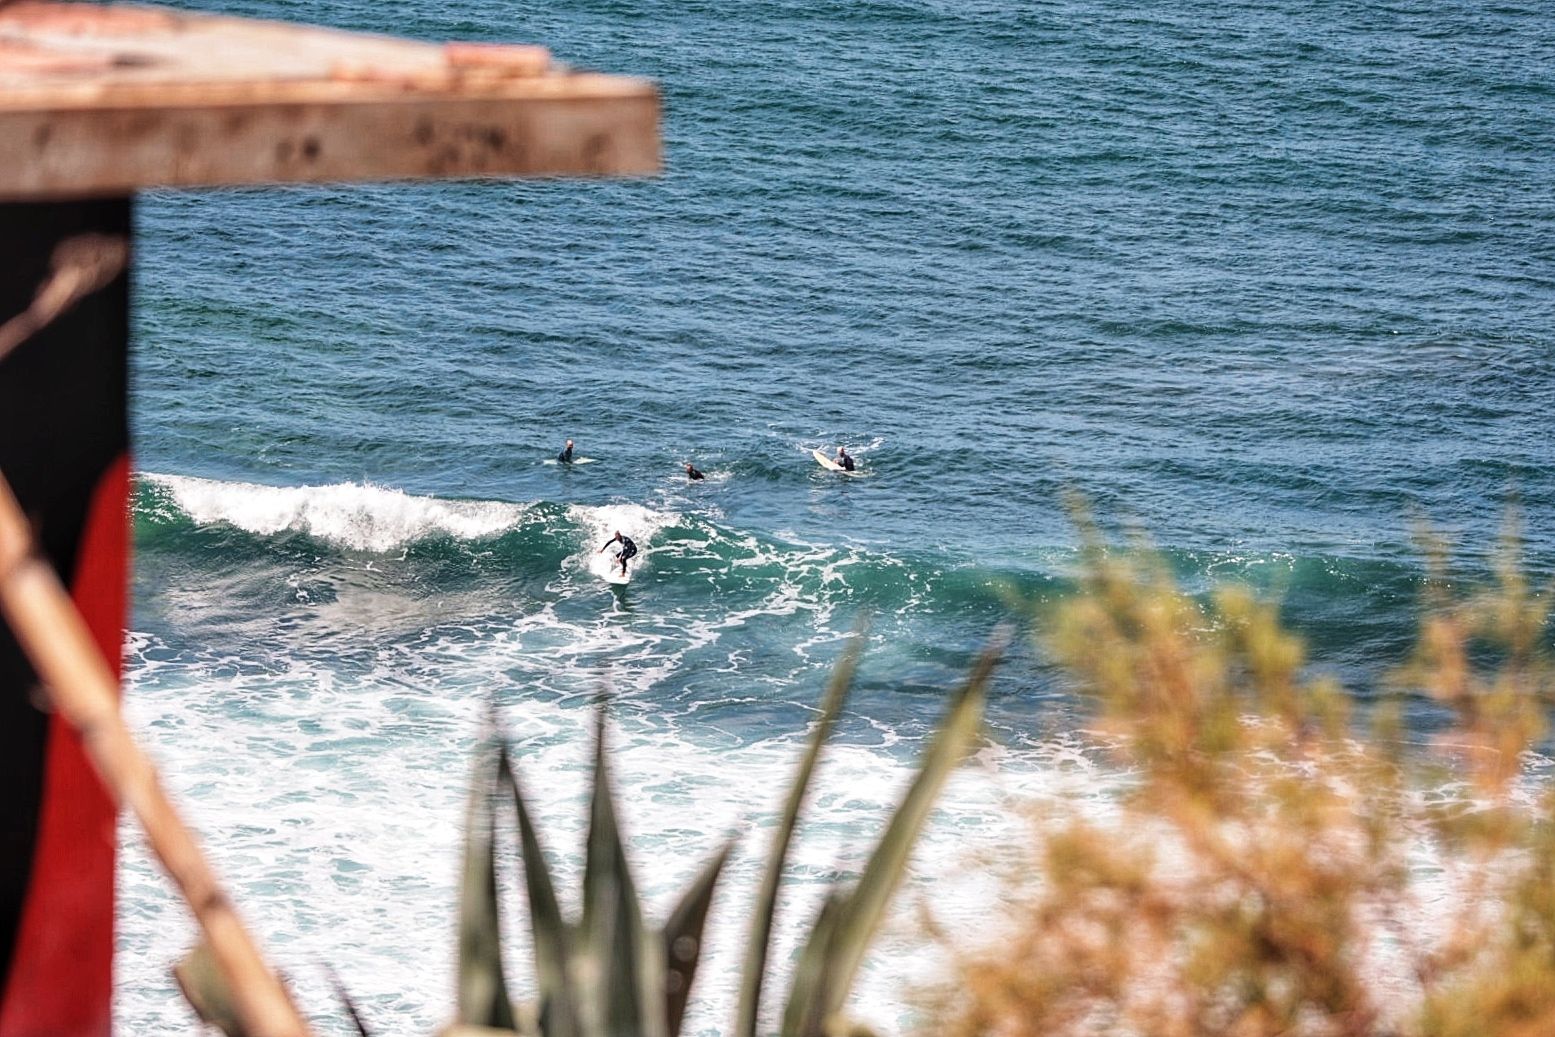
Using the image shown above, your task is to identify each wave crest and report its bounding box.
[141,474,532,553]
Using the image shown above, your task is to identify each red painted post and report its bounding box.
[0,197,131,1037]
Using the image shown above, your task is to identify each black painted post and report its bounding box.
[0,196,131,1036]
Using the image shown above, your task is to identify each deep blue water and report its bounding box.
[118,0,1554,1031]
[135,0,1555,615]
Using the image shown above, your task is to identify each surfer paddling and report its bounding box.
[600,530,638,577]
[685,462,705,481]
[557,439,575,464]
[834,446,855,472]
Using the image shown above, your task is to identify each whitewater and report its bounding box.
[119,466,1537,1033]
[119,473,1110,1035]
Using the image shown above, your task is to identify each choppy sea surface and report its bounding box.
[118,0,1553,1032]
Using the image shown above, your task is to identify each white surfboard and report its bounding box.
[544,457,599,466]
[592,550,632,585]
[812,448,859,475]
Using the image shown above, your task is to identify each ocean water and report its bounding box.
[118,0,1553,1032]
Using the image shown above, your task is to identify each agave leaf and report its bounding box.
[579,704,660,1037]
[829,1022,880,1037]
[735,629,865,1037]
[173,940,246,1037]
[785,631,1003,1037]
[456,738,517,1030]
[662,841,734,1036]
[501,748,581,1037]
[323,963,373,1037]
[776,890,847,1037]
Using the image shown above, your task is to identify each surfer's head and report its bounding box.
[566,439,573,448]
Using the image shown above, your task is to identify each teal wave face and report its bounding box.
[132,473,1036,616]
[132,473,1441,700]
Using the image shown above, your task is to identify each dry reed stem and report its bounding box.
[0,233,129,364]
[0,237,309,1036]
[0,474,310,1037]
[0,475,312,1037]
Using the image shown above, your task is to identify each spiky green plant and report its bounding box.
[765,637,1001,1037]
[447,706,731,1037]
[181,633,999,1037]
[449,632,999,1037]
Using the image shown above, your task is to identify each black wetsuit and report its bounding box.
[687,465,705,481]
[839,453,855,471]
[558,444,574,464]
[607,534,638,561]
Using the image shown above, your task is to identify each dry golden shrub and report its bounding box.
[920,525,1554,1037]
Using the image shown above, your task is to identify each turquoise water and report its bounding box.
[119,0,1553,1032]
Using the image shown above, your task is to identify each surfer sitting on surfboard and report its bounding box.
[834,446,855,472]
[685,462,705,481]
[600,530,638,577]
[558,439,575,464]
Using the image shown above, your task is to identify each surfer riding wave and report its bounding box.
[600,530,638,577]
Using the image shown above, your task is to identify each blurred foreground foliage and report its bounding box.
[920,522,1555,1037]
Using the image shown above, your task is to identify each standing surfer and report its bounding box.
[600,530,638,577]
[685,462,705,481]
[557,438,574,464]
[834,446,855,472]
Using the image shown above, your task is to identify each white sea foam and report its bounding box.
[115,594,1507,1037]
[142,473,532,552]
[124,473,1485,1036]
[114,634,1099,1037]
[567,501,682,584]
[800,435,886,456]
[114,520,1050,1037]
[566,500,681,548]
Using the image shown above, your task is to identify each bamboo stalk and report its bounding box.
[0,472,312,1037]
